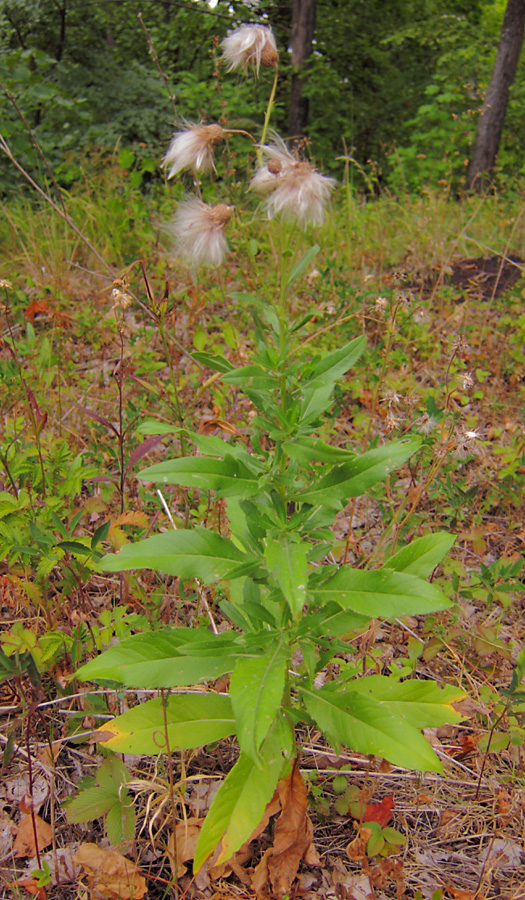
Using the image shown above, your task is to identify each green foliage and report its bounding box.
[66,756,135,846]
[76,242,463,868]
[2,0,524,194]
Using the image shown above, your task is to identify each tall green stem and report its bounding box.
[257,66,279,165]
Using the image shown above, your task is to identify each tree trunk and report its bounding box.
[466,0,525,190]
[289,0,317,143]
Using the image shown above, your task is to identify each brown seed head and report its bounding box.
[210,204,233,227]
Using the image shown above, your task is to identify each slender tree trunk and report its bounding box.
[466,0,525,190]
[289,0,317,143]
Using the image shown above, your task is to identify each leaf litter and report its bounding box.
[2,201,525,900]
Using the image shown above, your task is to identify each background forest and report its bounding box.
[1,0,524,193]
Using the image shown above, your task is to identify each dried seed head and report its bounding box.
[0,279,13,289]
[221,24,278,75]
[250,138,335,227]
[169,198,233,267]
[417,413,439,435]
[111,288,133,310]
[163,123,226,179]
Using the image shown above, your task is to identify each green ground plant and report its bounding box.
[74,26,466,875]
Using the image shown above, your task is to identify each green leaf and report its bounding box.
[136,420,180,435]
[95,694,235,754]
[106,798,136,845]
[91,520,110,550]
[342,676,465,727]
[287,245,319,286]
[98,527,251,582]
[230,644,288,760]
[138,456,259,499]
[382,827,407,846]
[383,533,455,578]
[304,605,371,638]
[56,540,91,556]
[305,335,366,385]
[296,438,421,508]
[265,537,308,618]
[76,628,247,687]
[301,686,442,771]
[283,437,356,465]
[221,365,276,391]
[309,567,450,617]
[67,757,132,833]
[366,829,385,856]
[67,786,116,822]
[194,717,292,871]
[192,351,235,373]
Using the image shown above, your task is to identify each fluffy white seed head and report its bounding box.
[163,123,225,179]
[250,141,336,227]
[221,24,278,75]
[169,199,232,267]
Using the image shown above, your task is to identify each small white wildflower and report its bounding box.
[169,198,232,267]
[163,123,225,179]
[221,24,278,75]
[0,279,13,289]
[251,139,335,227]
[375,296,388,311]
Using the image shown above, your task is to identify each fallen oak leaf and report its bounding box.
[73,842,147,900]
[13,815,53,858]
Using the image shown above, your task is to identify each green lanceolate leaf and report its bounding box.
[221,365,277,391]
[194,716,293,871]
[98,527,252,582]
[304,335,366,386]
[76,628,247,687]
[264,537,308,618]
[346,675,465,727]
[230,643,288,761]
[309,566,450,618]
[94,693,235,755]
[300,685,442,772]
[296,438,421,508]
[192,351,235,373]
[300,605,371,639]
[383,533,455,578]
[138,456,259,499]
[287,245,320,287]
[283,436,357,465]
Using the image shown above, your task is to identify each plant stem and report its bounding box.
[257,65,279,164]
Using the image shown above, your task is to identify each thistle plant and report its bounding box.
[76,24,464,876]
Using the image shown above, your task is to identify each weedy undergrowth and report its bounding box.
[75,24,465,877]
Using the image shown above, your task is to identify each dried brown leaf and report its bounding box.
[74,842,147,899]
[13,814,53,858]
[167,817,202,878]
[252,760,319,899]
